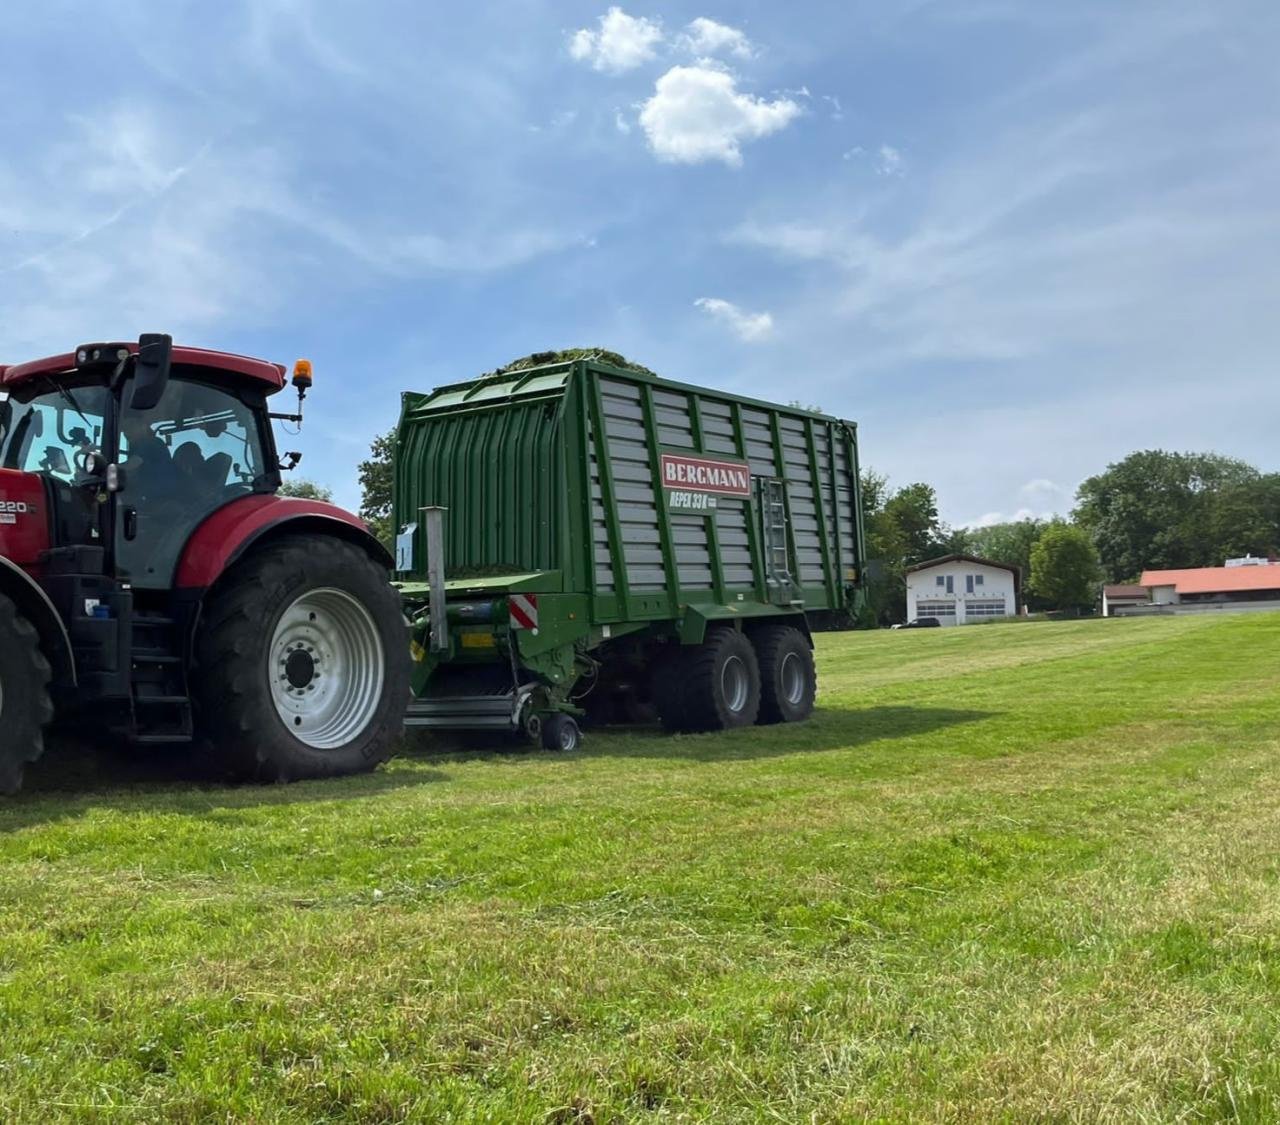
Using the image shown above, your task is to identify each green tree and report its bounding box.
[1074,450,1275,580]
[277,478,333,502]
[358,430,395,551]
[883,482,947,565]
[860,469,907,625]
[1029,523,1101,613]
[965,518,1049,609]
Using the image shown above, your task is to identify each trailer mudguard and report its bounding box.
[677,602,811,646]
[174,495,392,590]
[0,555,76,687]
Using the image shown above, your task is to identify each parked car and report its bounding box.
[892,617,942,630]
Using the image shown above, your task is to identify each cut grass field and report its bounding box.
[3,614,1280,1122]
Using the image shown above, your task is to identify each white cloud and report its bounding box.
[694,297,774,341]
[614,109,632,134]
[246,0,366,79]
[1019,478,1064,500]
[0,104,587,356]
[639,65,803,167]
[876,143,905,176]
[677,17,754,60]
[840,143,905,174]
[529,109,579,134]
[568,7,663,73]
[963,508,1051,529]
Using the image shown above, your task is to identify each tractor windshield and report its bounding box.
[0,379,110,482]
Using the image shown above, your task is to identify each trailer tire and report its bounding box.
[754,624,816,725]
[542,714,582,752]
[674,627,761,733]
[0,593,54,795]
[194,536,409,783]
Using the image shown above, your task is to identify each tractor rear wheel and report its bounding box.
[0,593,54,794]
[194,536,410,783]
[753,624,816,725]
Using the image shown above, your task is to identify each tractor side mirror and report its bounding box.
[129,333,174,412]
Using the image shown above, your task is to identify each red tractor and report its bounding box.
[0,334,409,794]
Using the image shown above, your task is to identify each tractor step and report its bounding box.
[133,614,176,627]
[127,611,194,741]
[131,651,182,665]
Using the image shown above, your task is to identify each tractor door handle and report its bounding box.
[123,507,138,541]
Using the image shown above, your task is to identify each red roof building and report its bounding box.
[1123,564,1280,614]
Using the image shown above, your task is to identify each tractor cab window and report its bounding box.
[118,379,266,501]
[115,374,270,589]
[0,380,110,483]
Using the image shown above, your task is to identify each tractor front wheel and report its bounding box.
[194,536,410,783]
[0,593,54,795]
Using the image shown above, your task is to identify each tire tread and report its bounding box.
[0,593,54,795]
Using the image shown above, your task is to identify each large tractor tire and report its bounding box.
[0,593,54,795]
[194,536,410,783]
[753,624,816,725]
[655,627,761,733]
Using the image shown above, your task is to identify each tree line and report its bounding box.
[862,450,1280,624]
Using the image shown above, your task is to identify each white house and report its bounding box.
[904,554,1021,626]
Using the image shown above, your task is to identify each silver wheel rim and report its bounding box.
[721,655,749,713]
[268,587,385,750]
[780,651,806,706]
[559,723,577,750]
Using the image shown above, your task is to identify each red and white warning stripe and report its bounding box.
[509,593,539,633]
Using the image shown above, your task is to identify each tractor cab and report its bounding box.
[0,336,300,742]
[0,334,408,789]
[0,336,291,589]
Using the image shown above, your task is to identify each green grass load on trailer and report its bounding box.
[393,358,867,746]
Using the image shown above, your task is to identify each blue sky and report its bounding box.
[2,1,1277,525]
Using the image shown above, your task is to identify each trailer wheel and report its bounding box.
[0,593,54,795]
[194,536,410,783]
[754,624,816,725]
[676,627,761,733]
[541,714,582,752]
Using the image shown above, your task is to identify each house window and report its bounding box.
[966,575,975,594]
[945,575,954,595]
[936,575,945,587]
[975,574,984,587]
[916,600,957,619]
[966,599,1008,617]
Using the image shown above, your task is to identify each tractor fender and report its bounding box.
[174,495,392,591]
[0,556,76,688]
